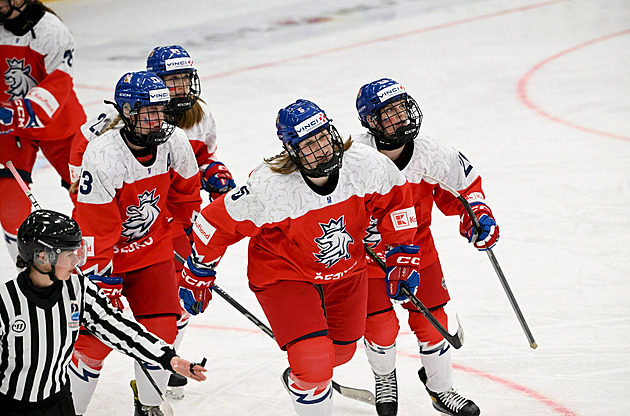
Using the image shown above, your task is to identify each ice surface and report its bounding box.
[2,0,629,414]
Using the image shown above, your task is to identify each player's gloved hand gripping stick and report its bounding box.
[365,243,464,349]
[417,171,537,349]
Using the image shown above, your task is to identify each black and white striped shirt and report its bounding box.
[0,271,175,402]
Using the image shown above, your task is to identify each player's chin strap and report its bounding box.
[31,263,59,283]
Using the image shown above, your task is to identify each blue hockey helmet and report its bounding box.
[356,78,422,150]
[112,71,176,147]
[146,45,200,113]
[276,99,344,177]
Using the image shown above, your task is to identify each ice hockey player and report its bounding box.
[0,209,206,416]
[355,78,500,416]
[68,71,202,416]
[179,98,422,416]
[145,44,236,399]
[0,0,86,262]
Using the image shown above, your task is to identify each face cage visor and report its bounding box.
[161,71,200,114]
[287,125,344,178]
[32,239,88,269]
[371,96,423,150]
[126,103,176,147]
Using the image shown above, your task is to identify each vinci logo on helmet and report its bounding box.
[390,207,417,231]
[295,112,327,137]
[377,83,405,102]
[165,57,194,71]
[149,88,170,103]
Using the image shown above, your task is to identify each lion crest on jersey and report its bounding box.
[314,216,354,267]
[4,58,38,100]
[121,189,161,242]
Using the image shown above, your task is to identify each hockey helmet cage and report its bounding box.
[113,71,176,147]
[356,78,422,150]
[276,99,344,177]
[146,45,200,113]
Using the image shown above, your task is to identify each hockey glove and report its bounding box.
[89,275,124,310]
[200,161,236,201]
[385,245,421,301]
[179,256,216,315]
[460,202,500,251]
[0,99,39,134]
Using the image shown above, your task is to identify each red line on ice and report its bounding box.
[78,0,567,106]
[517,29,630,141]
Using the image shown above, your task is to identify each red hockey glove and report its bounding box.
[200,161,236,201]
[460,202,500,251]
[0,99,39,134]
[89,275,124,310]
[385,245,421,301]
[179,256,216,315]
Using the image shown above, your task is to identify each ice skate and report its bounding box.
[130,379,165,416]
[418,367,480,416]
[374,369,398,416]
[165,373,187,400]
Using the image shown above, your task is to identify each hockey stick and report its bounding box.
[364,243,464,349]
[417,172,537,349]
[173,250,376,406]
[6,161,177,416]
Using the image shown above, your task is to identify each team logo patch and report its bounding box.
[69,301,80,329]
[122,189,161,242]
[314,216,354,268]
[4,58,38,100]
[390,207,417,231]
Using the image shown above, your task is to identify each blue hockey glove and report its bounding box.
[89,275,124,310]
[385,245,421,301]
[460,202,500,251]
[200,161,236,201]
[179,256,216,315]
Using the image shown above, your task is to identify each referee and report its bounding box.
[0,210,207,416]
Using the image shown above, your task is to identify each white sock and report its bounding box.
[284,370,333,416]
[364,338,396,376]
[419,339,453,393]
[68,354,102,415]
[134,361,170,406]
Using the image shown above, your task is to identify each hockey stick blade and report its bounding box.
[332,381,375,405]
[173,250,375,404]
[364,243,464,349]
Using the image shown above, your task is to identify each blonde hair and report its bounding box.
[175,98,205,130]
[264,137,353,174]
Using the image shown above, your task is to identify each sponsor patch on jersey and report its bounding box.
[377,83,405,102]
[10,317,26,334]
[82,236,95,257]
[390,207,417,231]
[295,112,327,137]
[165,57,194,71]
[193,215,216,246]
[464,192,484,204]
[25,86,60,118]
[149,88,170,103]
[69,301,80,329]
